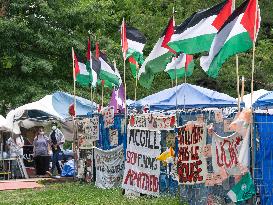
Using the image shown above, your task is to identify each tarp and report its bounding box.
[131,83,240,110]
[239,89,269,108]
[6,91,97,122]
[4,91,97,135]
[253,90,273,108]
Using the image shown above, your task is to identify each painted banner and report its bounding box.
[129,114,176,130]
[122,129,161,196]
[101,106,114,128]
[109,129,118,146]
[94,145,124,189]
[211,128,250,175]
[77,116,99,149]
[177,124,207,185]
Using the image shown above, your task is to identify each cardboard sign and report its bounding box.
[129,114,176,130]
[101,106,114,128]
[109,129,118,146]
[77,116,99,149]
[122,129,161,196]
[224,119,233,133]
[177,124,207,185]
[94,145,124,189]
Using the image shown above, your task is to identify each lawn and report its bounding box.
[0,182,180,205]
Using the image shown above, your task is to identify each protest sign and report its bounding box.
[77,116,99,149]
[94,145,124,189]
[101,106,114,128]
[109,129,118,146]
[122,129,161,196]
[129,114,176,130]
[211,128,250,175]
[177,124,207,185]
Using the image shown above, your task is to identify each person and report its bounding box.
[6,133,24,178]
[33,127,50,175]
[48,122,65,176]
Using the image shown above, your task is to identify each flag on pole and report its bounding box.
[121,18,128,60]
[72,48,91,87]
[86,37,94,86]
[138,16,175,88]
[200,0,261,78]
[164,53,195,80]
[227,172,256,203]
[168,0,233,54]
[109,84,125,113]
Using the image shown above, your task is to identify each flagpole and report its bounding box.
[72,47,77,180]
[236,55,240,111]
[101,82,104,108]
[250,0,258,182]
[134,61,139,101]
[122,17,128,124]
[241,76,245,102]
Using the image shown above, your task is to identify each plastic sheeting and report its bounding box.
[253,91,273,108]
[131,83,240,110]
[254,113,273,205]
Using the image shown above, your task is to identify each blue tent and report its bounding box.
[131,83,240,110]
[253,91,273,108]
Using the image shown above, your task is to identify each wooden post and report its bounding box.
[134,61,139,101]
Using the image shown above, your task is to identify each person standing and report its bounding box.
[33,127,50,175]
[48,122,65,176]
[7,133,25,178]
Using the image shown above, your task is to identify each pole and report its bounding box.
[236,55,240,111]
[241,76,245,102]
[72,47,77,180]
[101,82,104,108]
[134,61,139,101]
[251,0,258,186]
[122,17,127,124]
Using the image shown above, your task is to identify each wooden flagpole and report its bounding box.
[241,76,245,102]
[250,0,258,181]
[72,47,77,179]
[101,81,104,108]
[134,61,139,101]
[122,17,127,124]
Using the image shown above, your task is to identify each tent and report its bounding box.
[5,91,97,137]
[238,89,269,108]
[131,83,241,110]
[253,91,273,108]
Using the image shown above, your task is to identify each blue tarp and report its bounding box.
[131,83,240,110]
[253,91,273,108]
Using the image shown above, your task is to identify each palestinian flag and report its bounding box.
[97,79,114,88]
[139,17,175,88]
[121,18,128,59]
[168,0,232,54]
[99,51,121,86]
[128,56,144,79]
[72,48,91,87]
[125,27,146,60]
[200,0,260,78]
[165,53,194,80]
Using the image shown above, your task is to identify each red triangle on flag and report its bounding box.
[161,17,176,54]
[212,0,233,30]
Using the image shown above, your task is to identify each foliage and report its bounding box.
[0,182,180,205]
[0,0,272,115]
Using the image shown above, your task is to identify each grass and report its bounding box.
[0,182,180,205]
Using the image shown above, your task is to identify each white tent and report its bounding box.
[239,89,269,108]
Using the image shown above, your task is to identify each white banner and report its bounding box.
[101,106,114,128]
[109,129,118,146]
[122,129,161,196]
[94,145,124,189]
[129,114,176,130]
[211,127,250,175]
[177,123,207,185]
[77,116,99,149]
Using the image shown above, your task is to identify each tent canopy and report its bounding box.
[131,83,240,110]
[253,91,273,108]
[239,89,269,108]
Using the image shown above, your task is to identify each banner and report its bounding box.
[94,145,124,189]
[109,129,118,146]
[129,114,176,130]
[77,116,99,149]
[101,106,114,128]
[122,129,161,196]
[177,124,207,185]
[211,127,250,175]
